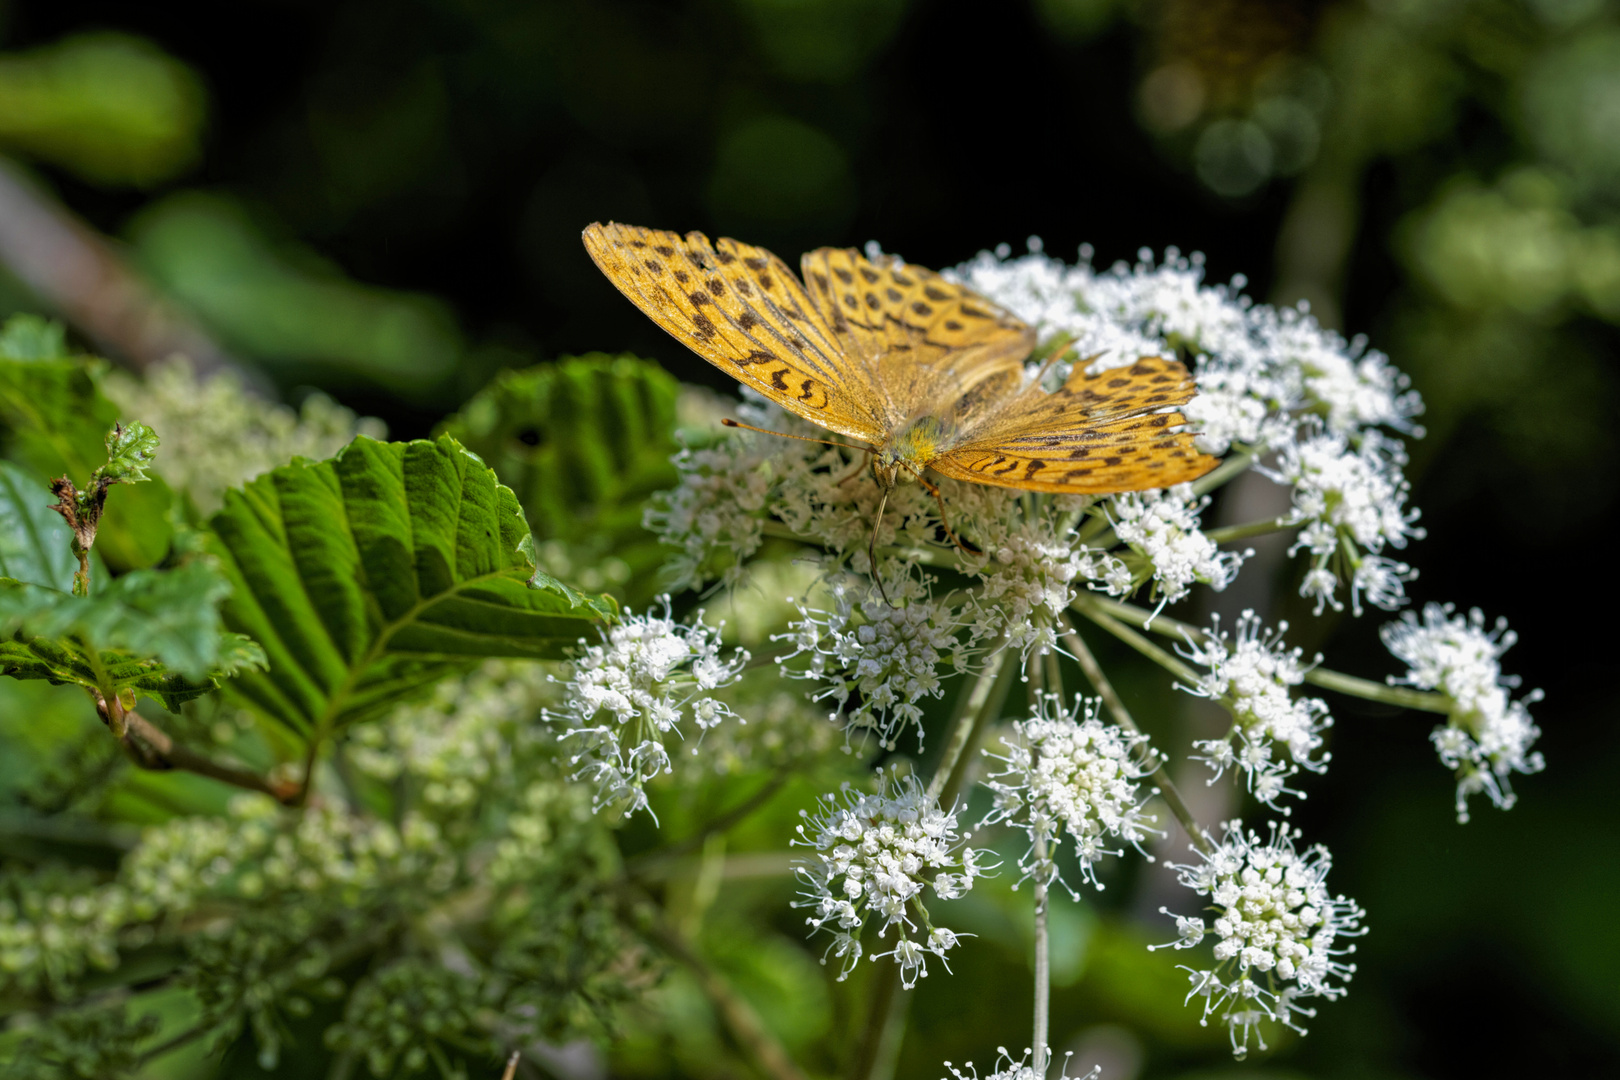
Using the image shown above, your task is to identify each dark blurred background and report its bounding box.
[0,1,1615,1077]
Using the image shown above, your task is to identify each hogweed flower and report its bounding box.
[981,692,1160,893]
[545,598,748,818]
[776,571,970,751]
[1153,820,1365,1059]
[1108,484,1248,612]
[1270,424,1423,615]
[793,770,987,988]
[1381,603,1544,822]
[1177,611,1332,809]
[942,1047,1100,1080]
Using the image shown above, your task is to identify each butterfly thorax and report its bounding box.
[872,415,954,490]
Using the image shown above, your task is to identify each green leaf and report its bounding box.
[0,314,67,360]
[96,421,159,487]
[205,432,618,739]
[438,354,680,604]
[0,559,266,709]
[0,345,172,569]
[0,460,78,590]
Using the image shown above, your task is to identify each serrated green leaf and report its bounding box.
[205,432,618,739]
[438,354,680,604]
[0,560,258,683]
[0,353,172,569]
[0,460,77,590]
[97,421,159,487]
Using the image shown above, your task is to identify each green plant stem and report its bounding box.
[1073,594,1453,713]
[848,648,1022,1080]
[1189,450,1255,497]
[121,711,297,803]
[1070,594,1203,685]
[1031,837,1051,1075]
[1203,518,1296,544]
[616,883,809,1080]
[1059,615,1212,856]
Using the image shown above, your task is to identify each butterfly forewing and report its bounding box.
[583,222,888,443]
[932,356,1218,493]
[799,247,1034,432]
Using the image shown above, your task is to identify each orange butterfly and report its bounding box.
[583,222,1218,573]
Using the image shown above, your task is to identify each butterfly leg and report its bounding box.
[902,465,980,557]
[835,450,870,487]
[867,488,892,607]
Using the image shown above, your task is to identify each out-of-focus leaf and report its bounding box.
[0,460,76,590]
[205,433,618,740]
[0,560,261,683]
[0,314,67,360]
[128,193,460,399]
[0,323,173,569]
[438,354,679,604]
[0,33,205,186]
[0,557,265,710]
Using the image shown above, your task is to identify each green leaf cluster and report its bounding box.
[439,353,679,605]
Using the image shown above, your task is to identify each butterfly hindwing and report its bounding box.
[583,223,887,442]
[932,356,1219,493]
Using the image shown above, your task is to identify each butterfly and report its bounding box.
[583,222,1219,579]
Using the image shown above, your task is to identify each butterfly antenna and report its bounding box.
[721,418,872,453]
[868,488,892,607]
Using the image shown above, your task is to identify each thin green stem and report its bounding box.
[1074,594,1454,714]
[1058,616,1212,855]
[628,769,792,874]
[1204,518,1296,545]
[1189,450,1255,497]
[1070,594,1203,685]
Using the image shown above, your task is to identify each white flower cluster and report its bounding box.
[1270,426,1423,615]
[776,573,969,751]
[1177,611,1333,809]
[951,245,1422,454]
[951,487,1094,658]
[1155,821,1365,1060]
[793,771,986,988]
[941,1047,1099,1080]
[103,357,386,514]
[545,599,749,818]
[1107,484,1247,610]
[981,693,1159,893]
[1380,604,1544,822]
[951,245,1425,614]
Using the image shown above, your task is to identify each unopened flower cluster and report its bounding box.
[793,771,986,987]
[545,599,748,818]
[1178,611,1333,809]
[1156,821,1365,1059]
[981,693,1159,893]
[1381,604,1544,821]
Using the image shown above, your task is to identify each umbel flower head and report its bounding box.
[1381,603,1544,822]
[1153,820,1365,1060]
[793,769,988,988]
[942,1047,1100,1080]
[1177,611,1333,809]
[545,598,748,818]
[980,692,1160,893]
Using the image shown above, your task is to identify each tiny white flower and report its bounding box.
[544,598,748,818]
[1153,820,1365,1059]
[1381,603,1544,822]
[1177,611,1332,809]
[1108,484,1248,609]
[981,692,1160,893]
[793,770,986,987]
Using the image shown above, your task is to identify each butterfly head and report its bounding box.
[872,415,950,490]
